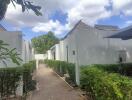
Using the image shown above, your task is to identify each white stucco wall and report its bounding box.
[22,40,34,63]
[55,44,61,60]
[35,54,47,60]
[61,21,132,66]
[59,40,66,61]
[0,31,22,67]
[47,50,52,59]
[75,23,132,65]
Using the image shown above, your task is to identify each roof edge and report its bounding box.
[61,20,82,40]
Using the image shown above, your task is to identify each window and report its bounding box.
[73,50,75,55]
[118,50,126,63]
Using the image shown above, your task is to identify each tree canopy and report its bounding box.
[31,32,59,54]
[0,0,42,20]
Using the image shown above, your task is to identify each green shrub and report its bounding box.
[45,60,76,83]
[60,61,67,75]
[23,61,36,94]
[93,63,132,76]
[0,67,23,98]
[80,66,132,100]
[67,63,76,83]
[0,60,36,98]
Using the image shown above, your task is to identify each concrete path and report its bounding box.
[30,64,81,100]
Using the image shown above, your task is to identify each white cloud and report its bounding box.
[32,20,70,36]
[4,0,132,38]
[5,3,48,28]
[126,21,132,25]
[67,0,111,26]
[112,0,132,16]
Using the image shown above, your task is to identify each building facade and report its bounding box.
[0,25,34,67]
[55,21,132,66]
[47,21,132,85]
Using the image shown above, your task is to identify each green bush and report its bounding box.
[60,61,67,75]
[45,60,76,83]
[67,63,76,83]
[80,66,132,100]
[0,60,36,98]
[93,63,132,76]
[23,61,36,94]
[0,67,23,98]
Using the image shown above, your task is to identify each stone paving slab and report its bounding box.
[29,64,81,100]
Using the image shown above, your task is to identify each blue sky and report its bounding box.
[1,0,132,40]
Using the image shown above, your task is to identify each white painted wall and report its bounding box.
[60,21,132,66]
[49,44,61,60]
[55,44,61,60]
[0,31,22,67]
[22,40,34,64]
[35,54,47,69]
[47,50,52,60]
[0,28,35,96]
[58,21,132,85]
[35,54,47,60]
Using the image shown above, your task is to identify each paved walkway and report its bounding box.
[30,64,81,100]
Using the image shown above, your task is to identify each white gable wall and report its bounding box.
[62,21,132,66]
[75,23,118,65]
[55,44,61,60]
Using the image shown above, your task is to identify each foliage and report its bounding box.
[0,60,36,98]
[32,32,59,53]
[80,66,132,100]
[23,61,36,94]
[0,0,42,20]
[0,40,22,66]
[67,63,76,83]
[45,60,76,83]
[0,67,23,98]
[93,63,132,76]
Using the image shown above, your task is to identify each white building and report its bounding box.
[48,20,132,85]
[56,21,132,65]
[0,25,34,67]
[49,44,61,60]
[22,40,34,63]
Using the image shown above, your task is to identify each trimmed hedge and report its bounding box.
[0,67,23,98]
[0,60,36,98]
[45,60,76,83]
[23,61,36,94]
[80,66,132,100]
[93,63,132,76]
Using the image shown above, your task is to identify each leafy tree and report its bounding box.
[0,0,42,20]
[32,31,59,54]
[0,40,22,66]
